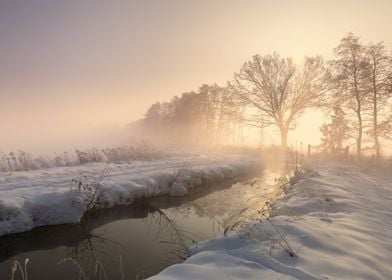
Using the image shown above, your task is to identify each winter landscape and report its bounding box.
[1,1,392,279]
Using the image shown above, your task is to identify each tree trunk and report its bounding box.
[260,126,264,147]
[373,80,381,160]
[356,110,362,158]
[279,125,288,148]
[353,56,362,159]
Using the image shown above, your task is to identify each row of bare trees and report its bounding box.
[136,33,392,158]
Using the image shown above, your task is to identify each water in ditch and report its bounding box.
[0,165,290,280]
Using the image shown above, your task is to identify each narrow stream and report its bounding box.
[0,165,290,280]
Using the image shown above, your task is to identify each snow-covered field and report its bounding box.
[0,154,258,237]
[150,162,392,280]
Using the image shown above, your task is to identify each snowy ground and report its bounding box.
[0,154,258,237]
[150,162,392,280]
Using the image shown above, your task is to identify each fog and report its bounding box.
[1,0,392,154]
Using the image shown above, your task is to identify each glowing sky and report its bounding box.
[1,0,392,152]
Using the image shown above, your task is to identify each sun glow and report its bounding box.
[1,0,392,152]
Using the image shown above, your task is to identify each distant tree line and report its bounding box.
[136,84,245,146]
[136,33,392,159]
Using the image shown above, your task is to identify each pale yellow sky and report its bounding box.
[1,0,391,152]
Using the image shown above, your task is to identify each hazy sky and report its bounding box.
[1,0,392,152]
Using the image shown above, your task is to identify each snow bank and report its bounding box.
[0,154,258,237]
[150,163,392,280]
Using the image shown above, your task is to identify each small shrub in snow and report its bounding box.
[71,165,110,211]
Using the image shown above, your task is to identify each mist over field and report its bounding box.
[1,0,392,155]
[1,1,392,280]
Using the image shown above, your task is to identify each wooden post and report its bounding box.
[308,144,311,157]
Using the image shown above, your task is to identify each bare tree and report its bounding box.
[229,53,328,148]
[331,33,368,158]
[215,87,245,146]
[363,42,392,159]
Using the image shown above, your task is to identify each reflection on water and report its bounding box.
[0,165,290,280]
